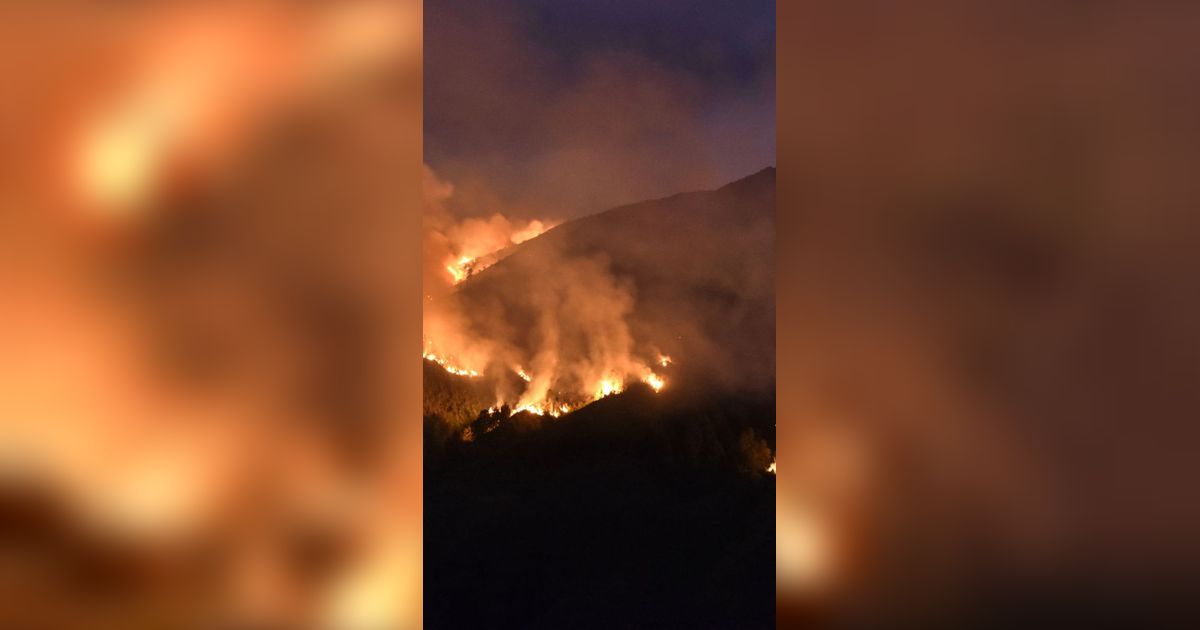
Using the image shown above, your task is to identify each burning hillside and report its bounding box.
[424,166,559,288]
[422,168,774,436]
[422,165,726,423]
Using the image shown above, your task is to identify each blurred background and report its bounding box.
[778,1,1200,628]
[0,2,423,628]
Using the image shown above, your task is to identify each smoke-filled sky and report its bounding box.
[422,1,774,419]
[425,0,775,220]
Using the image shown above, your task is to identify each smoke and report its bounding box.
[499,240,652,405]
[425,0,775,221]
[423,165,559,294]
[421,163,546,379]
[421,0,774,416]
[422,164,661,411]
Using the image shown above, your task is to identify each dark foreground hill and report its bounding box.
[425,385,775,629]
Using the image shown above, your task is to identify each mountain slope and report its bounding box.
[456,167,775,396]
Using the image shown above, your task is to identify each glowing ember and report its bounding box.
[643,372,665,392]
[767,460,776,474]
[658,355,672,367]
[515,367,533,382]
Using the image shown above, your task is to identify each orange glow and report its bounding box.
[506,403,544,417]
[75,91,177,217]
[776,495,834,594]
[643,372,665,392]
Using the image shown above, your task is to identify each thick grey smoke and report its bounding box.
[424,163,775,415]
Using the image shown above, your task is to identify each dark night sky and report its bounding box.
[425,0,775,219]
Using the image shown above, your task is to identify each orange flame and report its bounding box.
[509,399,574,418]
[422,350,480,378]
[438,219,556,287]
[423,345,670,421]
[593,377,624,400]
[510,403,545,417]
[445,256,475,284]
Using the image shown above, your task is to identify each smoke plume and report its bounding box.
[422,164,666,414]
